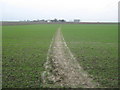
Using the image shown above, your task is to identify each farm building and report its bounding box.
[74,19,80,23]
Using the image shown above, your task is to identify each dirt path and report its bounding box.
[42,27,98,88]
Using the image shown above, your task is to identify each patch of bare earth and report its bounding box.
[41,27,98,88]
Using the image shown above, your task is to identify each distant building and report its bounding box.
[47,20,51,23]
[74,19,80,23]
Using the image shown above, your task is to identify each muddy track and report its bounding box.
[42,27,98,88]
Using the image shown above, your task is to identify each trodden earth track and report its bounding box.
[41,27,99,88]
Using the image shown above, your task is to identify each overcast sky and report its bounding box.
[0,0,120,22]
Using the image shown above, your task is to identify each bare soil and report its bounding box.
[42,27,98,88]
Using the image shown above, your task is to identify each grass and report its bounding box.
[0,26,2,89]
[2,24,59,88]
[62,24,118,87]
[2,24,118,88]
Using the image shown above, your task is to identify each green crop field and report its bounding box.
[2,24,59,88]
[2,24,118,88]
[62,24,118,87]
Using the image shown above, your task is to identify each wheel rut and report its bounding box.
[42,27,98,88]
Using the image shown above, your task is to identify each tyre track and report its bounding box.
[42,27,98,88]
